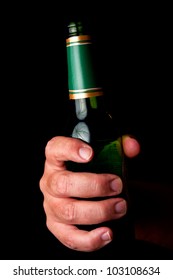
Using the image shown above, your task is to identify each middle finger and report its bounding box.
[47,170,122,198]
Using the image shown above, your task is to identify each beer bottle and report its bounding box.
[65,20,135,248]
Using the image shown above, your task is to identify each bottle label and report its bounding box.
[66,35,103,100]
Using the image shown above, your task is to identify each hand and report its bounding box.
[39,135,140,252]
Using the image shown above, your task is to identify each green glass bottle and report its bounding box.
[65,21,135,244]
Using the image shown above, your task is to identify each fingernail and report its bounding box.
[101,231,112,242]
[79,146,92,160]
[115,200,126,214]
[110,178,122,193]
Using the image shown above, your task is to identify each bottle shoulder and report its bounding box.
[66,106,120,142]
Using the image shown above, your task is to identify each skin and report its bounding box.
[39,135,140,252]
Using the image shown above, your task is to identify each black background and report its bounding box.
[1,3,172,259]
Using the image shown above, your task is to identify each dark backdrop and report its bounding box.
[1,4,172,259]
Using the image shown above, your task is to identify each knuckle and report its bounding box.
[45,218,51,231]
[62,202,76,223]
[94,201,112,223]
[56,173,69,196]
[43,200,48,212]
[45,140,53,157]
[90,176,100,193]
[45,137,56,153]
[39,176,46,193]
[45,216,56,235]
[98,210,107,223]
[90,174,111,196]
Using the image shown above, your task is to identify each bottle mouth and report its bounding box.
[67,22,78,36]
[67,19,91,37]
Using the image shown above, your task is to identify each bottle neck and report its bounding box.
[66,21,103,101]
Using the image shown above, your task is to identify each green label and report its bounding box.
[66,35,103,99]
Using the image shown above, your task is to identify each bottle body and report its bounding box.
[65,96,123,176]
[65,22,135,243]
